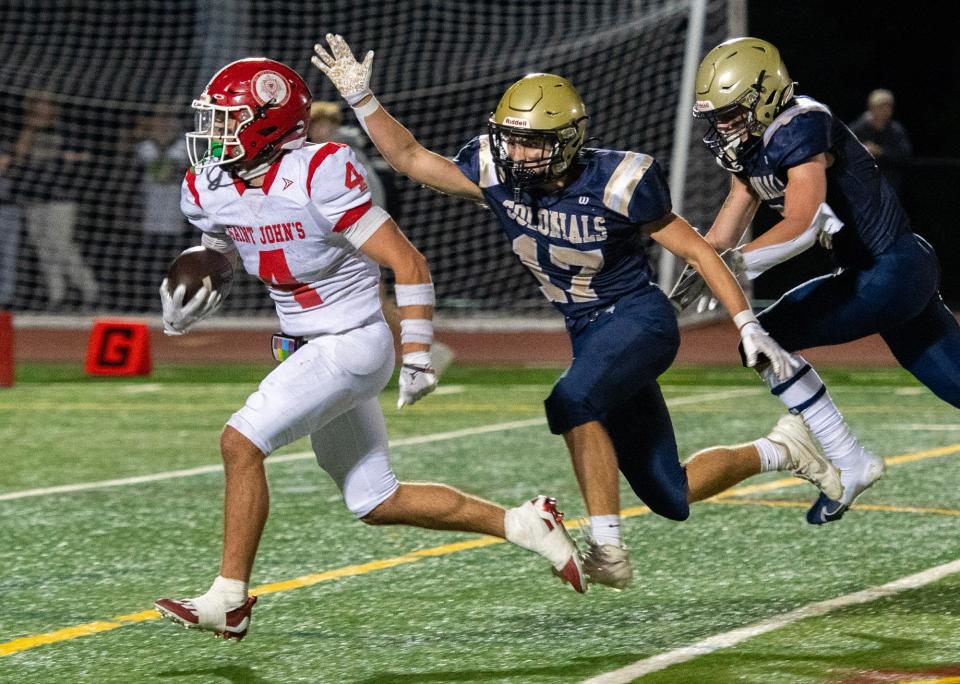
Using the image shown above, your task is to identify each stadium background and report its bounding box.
[0,0,957,365]
[3,3,960,681]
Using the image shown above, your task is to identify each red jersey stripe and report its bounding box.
[260,158,283,194]
[306,142,346,198]
[184,169,202,209]
[333,201,372,233]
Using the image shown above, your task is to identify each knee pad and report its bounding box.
[648,497,690,522]
[544,380,597,435]
[345,476,399,520]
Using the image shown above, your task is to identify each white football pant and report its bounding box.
[227,318,400,517]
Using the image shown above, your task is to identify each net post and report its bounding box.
[0,310,13,387]
[658,0,708,291]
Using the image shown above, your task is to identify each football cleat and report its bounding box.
[154,594,257,641]
[583,541,632,590]
[506,495,587,593]
[767,414,844,501]
[806,452,886,525]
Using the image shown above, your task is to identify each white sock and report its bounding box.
[590,515,622,546]
[754,437,787,472]
[763,358,870,470]
[205,575,248,611]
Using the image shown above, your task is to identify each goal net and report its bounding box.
[0,0,732,324]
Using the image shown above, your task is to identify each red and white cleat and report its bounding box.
[154,595,257,641]
[506,495,588,594]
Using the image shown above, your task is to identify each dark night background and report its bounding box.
[748,1,960,305]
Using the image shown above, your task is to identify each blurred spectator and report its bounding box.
[130,109,193,309]
[134,109,190,236]
[0,147,19,307]
[12,90,98,309]
[308,101,387,208]
[849,88,912,196]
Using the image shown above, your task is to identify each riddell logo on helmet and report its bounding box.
[252,71,291,106]
[694,100,714,112]
[503,117,530,128]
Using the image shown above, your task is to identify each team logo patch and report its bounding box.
[503,116,530,128]
[252,71,290,106]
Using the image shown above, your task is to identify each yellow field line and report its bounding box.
[2,445,957,658]
[0,507,652,657]
[708,498,960,517]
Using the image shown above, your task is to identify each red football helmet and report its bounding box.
[187,58,311,177]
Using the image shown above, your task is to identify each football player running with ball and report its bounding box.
[313,35,844,590]
[154,58,590,641]
[674,38,960,524]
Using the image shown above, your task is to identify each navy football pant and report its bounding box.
[758,233,960,407]
[544,288,690,520]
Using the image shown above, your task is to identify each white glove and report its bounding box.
[736,314,797,381]
[311,34,374,105]
[397,351,437,409]
[159,278,222,336]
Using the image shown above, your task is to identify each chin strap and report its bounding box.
[235,158,278,180]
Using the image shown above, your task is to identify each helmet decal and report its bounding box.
[502,116,530,128]
[251,71,290,106]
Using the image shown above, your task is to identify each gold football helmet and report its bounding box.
[693,37,795,169]
[487,73,588,196]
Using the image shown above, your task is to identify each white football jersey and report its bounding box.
[180,142,390,336]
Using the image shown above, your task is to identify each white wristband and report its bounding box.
[402,351,431,368]
[395,282,436,307]
[732,310,759,331]
[400,318,433,345]
[351,93,380,117]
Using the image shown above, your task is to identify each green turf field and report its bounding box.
[2,363,959,683]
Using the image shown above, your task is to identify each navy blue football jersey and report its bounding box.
[453,136,671,317]
[736,96,909,268]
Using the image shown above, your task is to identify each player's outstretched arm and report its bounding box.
[724,155,837,279]
[312,34,483,202]
[650,213,795,380]
[673,155,837,309]
[705,174,760,251]
[359,217,439,408]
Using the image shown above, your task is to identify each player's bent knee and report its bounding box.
[352,481,401,523]
[358,492,397,525]
[650,498,690,521]
[220,426,265,464]
[544,381,596,435]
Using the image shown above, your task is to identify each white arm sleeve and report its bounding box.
[200,231,237,254]
[742,202,843,279]
[340,205,390,249]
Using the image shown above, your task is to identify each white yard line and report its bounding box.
[889,424,960,431]
[1,388,761,502]
[582,558,960,683]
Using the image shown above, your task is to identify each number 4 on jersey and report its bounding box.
[344,161,368,192]
[258,249,323,308]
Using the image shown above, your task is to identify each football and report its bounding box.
[165,246,234,302]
